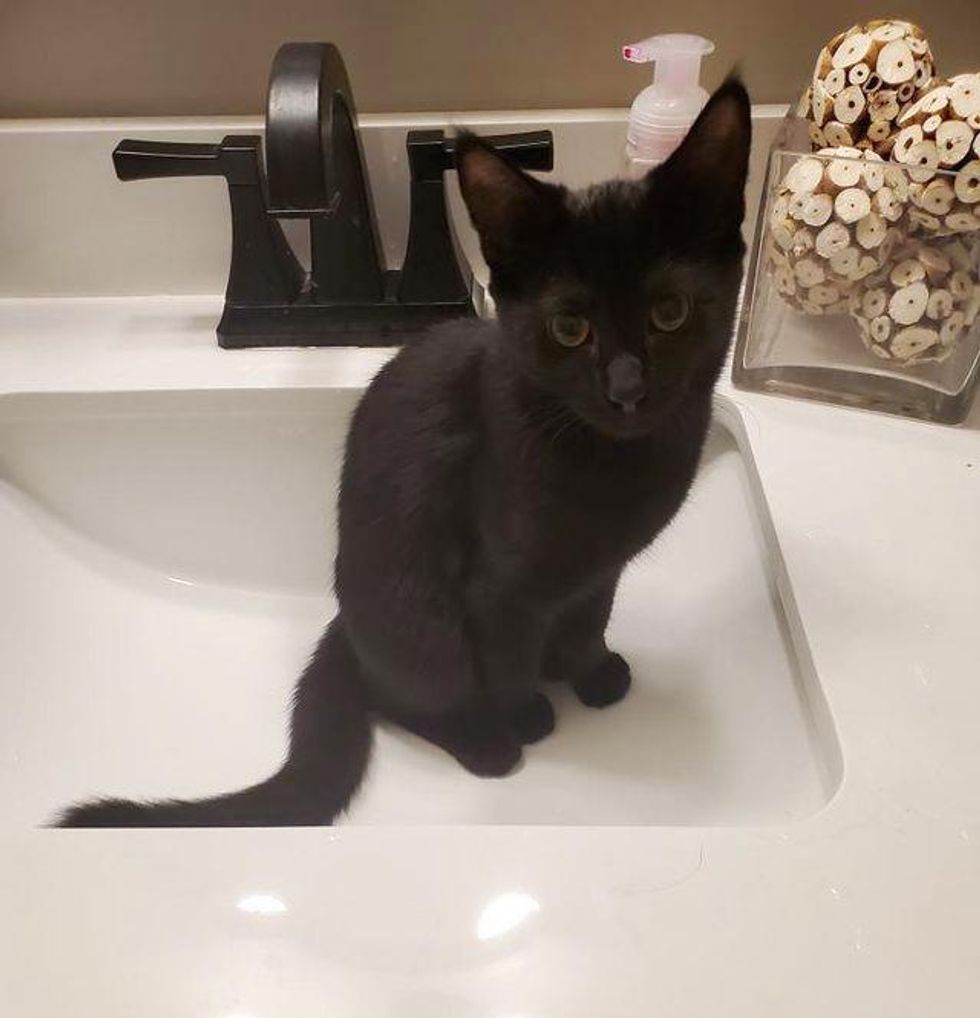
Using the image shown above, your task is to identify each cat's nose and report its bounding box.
[604,353,646,413]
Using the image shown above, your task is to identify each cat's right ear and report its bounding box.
[455,133,562,269]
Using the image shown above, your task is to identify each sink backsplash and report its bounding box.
[0,109,783,299]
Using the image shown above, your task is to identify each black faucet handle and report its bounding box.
[112,136,268,187]
[112,134,304,309]
[459,131,554,172]
[113,139,225,180]
[397,128,554,310]
[405,129,554,182]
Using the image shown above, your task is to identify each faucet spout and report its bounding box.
[265,42,385,302]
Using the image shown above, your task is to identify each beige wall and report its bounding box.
[2,1,978,118]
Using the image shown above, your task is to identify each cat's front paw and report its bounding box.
[508,692,556,745]
[573,652,632,708]
[453,729,524,778]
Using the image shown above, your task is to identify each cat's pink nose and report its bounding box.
[604,353,646,412]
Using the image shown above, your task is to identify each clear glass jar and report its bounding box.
[734,115,980,424]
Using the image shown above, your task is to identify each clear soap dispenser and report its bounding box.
[622,33,715,176]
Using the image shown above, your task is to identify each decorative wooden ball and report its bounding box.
[786,23,980,363]
[891,73,980,237]
[767,147,902,314]
[847,236,980,363]
[801,20,936,153]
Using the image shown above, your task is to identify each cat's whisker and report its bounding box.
[549,413,586,448]
[519,402,577,460]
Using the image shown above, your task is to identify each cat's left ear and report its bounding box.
[455,133,563,272]
[649,75,752,238]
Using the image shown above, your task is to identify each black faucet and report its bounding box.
[112,42,553,348]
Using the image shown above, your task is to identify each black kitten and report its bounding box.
[59,77,751,827]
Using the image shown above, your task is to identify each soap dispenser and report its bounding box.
[622,33,715,176]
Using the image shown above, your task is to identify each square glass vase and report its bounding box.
[733,116,980,424]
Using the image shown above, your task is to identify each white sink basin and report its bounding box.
[0,388,839,827]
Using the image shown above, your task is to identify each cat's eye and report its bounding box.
[649,293,691,333]
[548,313,591,348]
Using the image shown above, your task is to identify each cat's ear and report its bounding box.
[455,133,563,269]
[649,75,752,238]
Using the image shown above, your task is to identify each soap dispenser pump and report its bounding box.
[622,33,715,176]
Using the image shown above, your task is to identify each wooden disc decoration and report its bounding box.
[800,20,936,152]
[892,73,980,236]
[847,236,980,363]
[766,147,901,315]
[783,23,980,366]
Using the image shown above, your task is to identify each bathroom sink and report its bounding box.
[0,387,839,827]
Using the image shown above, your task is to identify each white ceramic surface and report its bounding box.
[1,111,978,1017]
[1,297,979,1017]
[0,385,834,829]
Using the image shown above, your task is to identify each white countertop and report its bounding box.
[2,295,979,1017]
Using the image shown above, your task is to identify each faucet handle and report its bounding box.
[113,136,272,186]
[452,130,554,172]
[113,139,225,180]
[112,135,305,309]
[398,128,554,309]
[405,130,554,182]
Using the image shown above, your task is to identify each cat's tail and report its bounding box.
[56,618,372,828]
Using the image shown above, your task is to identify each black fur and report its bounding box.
[58,77,751,827]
